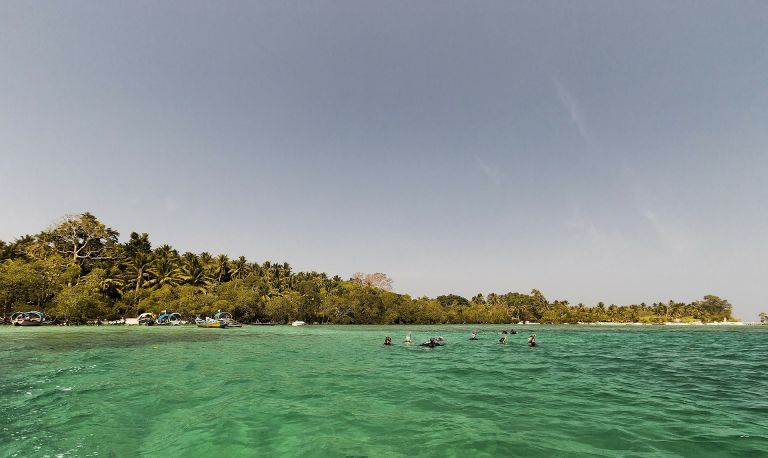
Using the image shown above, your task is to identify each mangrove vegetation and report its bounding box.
[0,213,736,325]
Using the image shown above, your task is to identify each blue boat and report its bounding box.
[156,312,182,326]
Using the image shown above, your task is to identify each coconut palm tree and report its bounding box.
[147,246,183,289]
[181,252,213,292]
[99,267,125,299]
[230,256,250,280]
[124,251,154,293]
[213,254,230,284]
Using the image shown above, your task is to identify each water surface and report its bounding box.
[2,325,767,457]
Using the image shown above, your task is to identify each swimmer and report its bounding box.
[421,338,437,348]
[499,335,507,344]
[404,333,412,344]
[470,330,479,340]
[528,334,538,347]
[384,336,393,346]
[509,329,517,335]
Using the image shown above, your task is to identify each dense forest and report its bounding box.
[0,213,737,325]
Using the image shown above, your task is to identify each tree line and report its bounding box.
[0,213,736,324]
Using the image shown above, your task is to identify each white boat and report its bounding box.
[291,320,306,326]
[137,312,156,326]
[11,311,46,326]
[215,311,242,328]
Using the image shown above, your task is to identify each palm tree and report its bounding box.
[147,246,183,289]
[213,254,230,284]
[230,256,250,280]
[181,252,213,292]
[124,251,154,293]
[99,267,125,299]
[272,262,293,291]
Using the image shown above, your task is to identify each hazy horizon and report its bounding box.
[2,2,767,319]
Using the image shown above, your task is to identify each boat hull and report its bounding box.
[197,322,226,328]
[13,320,42,326]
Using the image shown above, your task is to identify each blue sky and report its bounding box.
[1,1,767,319]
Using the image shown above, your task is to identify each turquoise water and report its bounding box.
[2,325,767,457]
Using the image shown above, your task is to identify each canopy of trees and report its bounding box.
[0,213,737,324]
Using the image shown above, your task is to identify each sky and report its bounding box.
[1,1,767,319]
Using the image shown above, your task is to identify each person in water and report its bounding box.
[404,333,412,344]
[470,330,479,340]
[528,334,537,347]
[421,338,437,348]
[384,336,393,346]
[499,335,507,344]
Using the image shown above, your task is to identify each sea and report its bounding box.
[1,325,767,457]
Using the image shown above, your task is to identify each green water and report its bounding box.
[1,325,767,457]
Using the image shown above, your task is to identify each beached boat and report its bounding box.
[195,317,227,328]
[291,320,306,326]
[11,311,46,326]
[214,311,242,328]
[156,312,182,326]
[138,312,156,326]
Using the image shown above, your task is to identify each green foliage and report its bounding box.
[48,269,112,323]
[0,214,740,325]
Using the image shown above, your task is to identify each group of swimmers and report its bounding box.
[385,334,447,347]
[383,330,538,347]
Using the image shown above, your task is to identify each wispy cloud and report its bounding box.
[473,156,502,185]
[641,208,694,253]
[565,204,601,242]
[561,203,636,267]
[551,77,591,144]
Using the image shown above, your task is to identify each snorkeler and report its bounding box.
[528,334,538,347]
[470,330,479,340]
[499,335,507,344]
[384,336,393,346]
[420,338,437,348]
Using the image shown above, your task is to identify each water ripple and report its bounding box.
[1,325,767,456]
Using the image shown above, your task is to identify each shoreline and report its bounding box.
[1,321,763,327]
